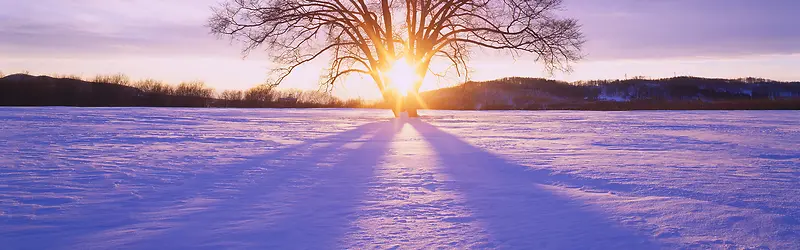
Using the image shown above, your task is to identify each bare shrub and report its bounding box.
[219,90,244,101]
[175,81,214,98]
[134,79,174,95]
[244,84,275,106]
[343,98,364,108]
[93,73,131,86]
[53,74,84,80]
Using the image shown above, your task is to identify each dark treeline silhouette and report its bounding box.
[2,73,799,110]
[0,74,367,108]
[421,77,800,110]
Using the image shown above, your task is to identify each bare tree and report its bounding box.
[219,90,245,107]
[244,84,276,107]
[220,90,245,101]
[209,0,583,116]
[93,73,131,86]
[134,79,175,95]
[175,81,215,98]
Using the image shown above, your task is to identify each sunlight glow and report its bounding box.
[386,59,418,96]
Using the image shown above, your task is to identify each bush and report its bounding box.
[244,84,274,106]
[343,98,364,108]
[175,81,214,98]
[272,88,345,107]
[53,74,84,80]
[93,73,131,86]
[219,90,244,101]
[299,90,334,105]
[133,79,174,95]
[0,71,5,78]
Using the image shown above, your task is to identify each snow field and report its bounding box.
[0,108,797,249]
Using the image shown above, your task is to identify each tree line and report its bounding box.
[3,72,798,110]
[0,73,370,108]
[420,76,800,110]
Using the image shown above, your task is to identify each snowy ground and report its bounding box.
[0,108,798,249]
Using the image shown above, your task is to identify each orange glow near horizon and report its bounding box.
[5,54,800,101]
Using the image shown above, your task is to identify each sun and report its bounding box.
[386,59,418,96]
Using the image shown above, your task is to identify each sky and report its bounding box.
[1,0,799,99]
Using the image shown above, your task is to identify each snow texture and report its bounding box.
[0,108,798,249]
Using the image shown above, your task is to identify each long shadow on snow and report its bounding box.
[117,119,402,249]
[48,119,395,249]
[409,120,660,249]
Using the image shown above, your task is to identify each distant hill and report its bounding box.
[1,74,144,106]
[0,74,211,107]
[0,74,356,108]
[420,77,800,110]
[3,74,799,110]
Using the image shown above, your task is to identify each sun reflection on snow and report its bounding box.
[343,120,486,247]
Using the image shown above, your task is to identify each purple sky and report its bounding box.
[1,0,799,98]
[567,0,800,59]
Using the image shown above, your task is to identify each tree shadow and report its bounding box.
[106,119,404,249]
[408,120,660,249]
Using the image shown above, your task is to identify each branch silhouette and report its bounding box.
[208,0,584,98]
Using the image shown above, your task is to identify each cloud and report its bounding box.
[1,0,798,60]
[0,0,235,57]
[564,0,800,60]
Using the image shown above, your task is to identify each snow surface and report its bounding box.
[0,108,798,249]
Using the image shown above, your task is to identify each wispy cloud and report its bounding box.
[2,0,797,59]
[566,0,800,59]
[0,0,231,56]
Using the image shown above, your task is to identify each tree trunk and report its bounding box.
[385,90,403,118]
[405,90,420,117]
[403,91,419,117]
[407,107,418,117]
[385,89,420,118]
[392,105,401,117]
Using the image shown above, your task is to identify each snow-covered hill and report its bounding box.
[1,108,798,249]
